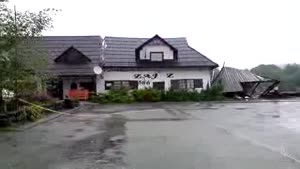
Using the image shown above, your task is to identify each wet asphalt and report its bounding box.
[1,101,300,168]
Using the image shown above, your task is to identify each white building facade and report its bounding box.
[96,68,212,93]
[42,35,218,99]
[96,35,218,93]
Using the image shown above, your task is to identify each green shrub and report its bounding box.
[132,89,161,102]
[161,90,202,102]
[200,84,225,101]
[105,89,134,103]
[91,89,134,103]
[161,85,224,102]
[89,85,224,103]
[89,93,106,103]
[25,106,44,121]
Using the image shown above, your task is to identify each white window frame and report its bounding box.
[150,52,164,61]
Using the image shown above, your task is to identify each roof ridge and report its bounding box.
[42,35,102,38]
[104,36,187,39]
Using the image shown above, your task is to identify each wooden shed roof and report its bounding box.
[212,67,274,93]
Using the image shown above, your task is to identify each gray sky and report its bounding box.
[8,0,300,69]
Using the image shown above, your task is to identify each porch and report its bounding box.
[47,75,97,100]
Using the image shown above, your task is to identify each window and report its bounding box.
[186,79,194,89]
[171,79,203,90]
[70,82,78,90]
[194,79,203,88]
[150,52,163,61]
[179,80,186,89]
[105,81,113,90]
[129,81,138,89]
[105,81,138,90]
[153,82,165,91]
[80,82,95,91]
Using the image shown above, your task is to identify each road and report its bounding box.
[1,101,300,169]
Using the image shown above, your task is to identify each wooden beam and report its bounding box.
[250,81,261,96]
[262,81,280,96]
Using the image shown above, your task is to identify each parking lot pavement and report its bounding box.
[1,101,300,169]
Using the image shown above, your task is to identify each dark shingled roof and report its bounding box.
[212,67,273,93]
[36,36,102,76]
[103,36,218,68]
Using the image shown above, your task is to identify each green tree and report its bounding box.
[251,64,283,80]
[0,1,58,112]
[251,64,300,91]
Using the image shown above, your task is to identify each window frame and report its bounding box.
[153,81,165,91]
[105,81,138,90]
[170,79,203,90]
[194,79,203,88]
[150,52,164,61]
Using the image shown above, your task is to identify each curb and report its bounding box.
[198,99,300,104]
[16,106,82,131]
[82,99,300,106]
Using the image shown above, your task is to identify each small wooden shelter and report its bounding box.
[212,67,279,98]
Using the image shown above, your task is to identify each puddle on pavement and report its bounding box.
[74,128,84,132]
[63,113,128,168]
[198,103,220,110]
[64,135,74,138]
[201,107,219,110]
[127,118,183,122]
[235,107,248,110]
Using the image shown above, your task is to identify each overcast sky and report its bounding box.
[8,0,300,69]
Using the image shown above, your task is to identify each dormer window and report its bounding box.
[135,35,178,62]
[150,52,164,61]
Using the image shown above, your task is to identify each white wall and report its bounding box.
[96,68,212,93]
[139,45,174,60]
[63,79,72,98]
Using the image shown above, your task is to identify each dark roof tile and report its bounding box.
[35,36,102,76]
[103,36,218,68]
[212,67,272,93]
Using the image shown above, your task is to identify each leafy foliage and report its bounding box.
[0,1,58,112]
[132,89,161,102]
[251,64,300,91]
[25,93,54,103]
[90,89,134,103]
[91,86,224,103]
[106,89,134,103]
[200,84,225,101]
[161,85,224,102]
[161,90,201,102]
[24,106,44,121]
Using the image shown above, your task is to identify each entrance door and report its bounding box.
[80,82,96,92]
[153,82,165,91]
[46,79,63,100]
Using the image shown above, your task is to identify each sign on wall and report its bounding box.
[133,73,174,86]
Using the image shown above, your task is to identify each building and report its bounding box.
[38,36,102,99]
[39,35,218,99]
[212,66,280,98]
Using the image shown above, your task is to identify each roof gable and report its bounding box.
[54,46,91,64]
[135,35,178,52]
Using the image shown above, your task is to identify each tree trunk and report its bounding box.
[0,88,3,112]
[0,88,6,113]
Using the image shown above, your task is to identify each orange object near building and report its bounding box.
[68,89,89,100]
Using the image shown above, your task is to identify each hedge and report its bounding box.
[90,85,224,103]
